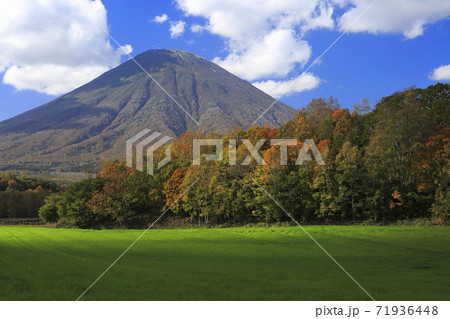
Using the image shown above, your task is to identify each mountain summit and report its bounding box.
[0,49,295,172]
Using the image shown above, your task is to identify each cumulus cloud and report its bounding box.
[0,0,131,95]
[253,74,321,98]
[152,13,169,24]
[338,0,450,39]
[429,65,450,81]
[213,29,311,81]
[169,21,186,38]
[3,64,110,96]
[175,0,333,90]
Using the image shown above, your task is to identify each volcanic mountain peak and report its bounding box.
[0,49,295,172]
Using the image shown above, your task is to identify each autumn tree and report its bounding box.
[87,163,164,228]
[164,168,188,216]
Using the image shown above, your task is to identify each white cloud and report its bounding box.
[174,0,450,98]
[429,65,450,81]
[152,14,169,24]
[175,0,333,85]
[120,44,133,56]
[169,21,186,38]
[338,0,450,39]
[253,73,321,98]
[213,29,311,81]
[3,64,109,96]
[0,0,132,95]
[191,24,206,33]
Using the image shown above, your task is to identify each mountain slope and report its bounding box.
[0,49,295,172]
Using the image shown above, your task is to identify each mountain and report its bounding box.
[0,49,295,172]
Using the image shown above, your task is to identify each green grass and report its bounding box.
[0,226,449,300]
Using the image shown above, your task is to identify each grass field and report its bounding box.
[0,226,449,301]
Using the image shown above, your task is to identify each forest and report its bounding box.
[37,83,449,228]
[0,173,62,219]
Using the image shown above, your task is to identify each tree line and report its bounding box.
[0,173,62,219]
[39,83,449,228]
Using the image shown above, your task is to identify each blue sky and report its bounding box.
[0,0,449,122]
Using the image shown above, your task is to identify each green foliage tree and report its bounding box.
[332,142,367,220]
[365,88,435,219]
[57,178,106,228]
[312,146,339,220]
[39,194,63,223]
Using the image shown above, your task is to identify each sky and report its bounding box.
[0,0,449,122]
